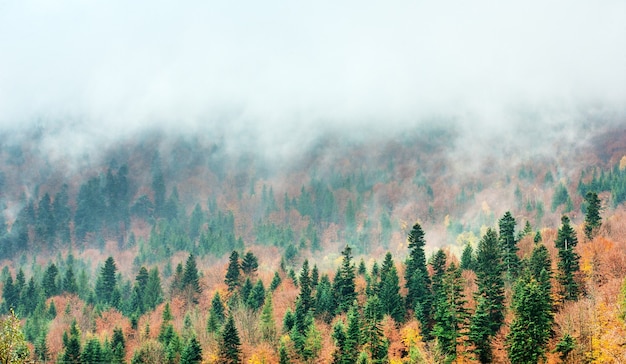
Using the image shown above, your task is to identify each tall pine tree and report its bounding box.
[218,315,242,364]
[555,215,580,301]
[404,223,432,335]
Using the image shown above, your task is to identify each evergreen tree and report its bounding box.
[241,251,259,277]
[181,336,203,364]
[270,271,282,291]
[240,278,253,304]
[470,228,505,363]
[260,293,277,342]
[95,257,119,306]
[42,263,59,298]
[498,211,520,279]
[378,253,404,322]
[555,215,581,301]
[507,273,553,363]
[362,296,388,364]
[61,320,82,364]
[225,251,241,292]
[404,223,432,334]
[584,191,602,240]
[218,315,242,364]
[2,275,17,312]
[344,305,362,361]
[331,321,350,364]
[111,327,126,364]
[460,243,475,271]
[143,267,163,311]
[432,263,469,363]
[63,264,78,295]
[333,245,356,314]
[207,292,226,333]
[182,254,202,303]
[314,274,335,323]
[82,338,104,364]
[247,279,266,311]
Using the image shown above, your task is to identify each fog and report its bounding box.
[0,0,624,156]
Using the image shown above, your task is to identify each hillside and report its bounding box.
[0,119,625,363]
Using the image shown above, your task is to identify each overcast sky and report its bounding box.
[0,0,624,138]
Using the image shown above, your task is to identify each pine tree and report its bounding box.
[460,243,475,271]
[63,264,78,295]
[378,253,404,323]
[61,320,82,364]
[82,337,104,364]
[241,251,259,277]
[432,263,469,363]
[333,245,356,314]
[207,292,226,334]
[499,211,520,280]
[111,327,126,364]
[225,251,241,292]
[314,274,335,323]
[247,279,266,311]
[470,228,505,363]
[143,267,163,311]
[218,315,242,364]
[331,321,350,364]
[182,254,202,303]
[555,215,581,301]
[404,223,432,335]
[362,296,388,364]
[584,191,602,240]
[270,271,282,291]
[2,275,17,313]
[181,336,203,364]
[42,263,59,298]
[95,257,119,306]
[507,273,553,363]
[344,305,362,361]
[260,293,276,342]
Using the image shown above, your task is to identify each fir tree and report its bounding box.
[314,274,335,323]
[110,327,126,364]
[143,267,163,311]
[218,315,242,364]
[378,253,404,322]
[182,254,202,302]
[82,338,104,364]
[225,251,241,292]
[247,279,266,311]
[207,292,226,333]
[42,263,59,298]
[61,320,82,364]
[460,243,475,271]
[181,336,203,364]
[95,257,119,306]
[270,271,282,291]
[404,223,432,335]
[63,264,78,295]
[499,211,520,279]
[470,228,505,363]
[241,251,259,277]
[333,245,356,314]
[260,293,277,342]
[507,273,553,363]
[583,191,602,240]
[555,215,581,301]
[362,296,388,364]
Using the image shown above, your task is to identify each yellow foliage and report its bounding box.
[619,155,626,171]
[444,215,450,228]
[400,321,422,349]
[481,201,490,214]
[455,231,478,247]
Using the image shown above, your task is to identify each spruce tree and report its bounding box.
[225,251,241,292]
[181,336,203,364]
[218,315,242,364]
[61,320,82,364]
[260,293,277,342]
[378,253,404,322]
[583,191,602,240]
[460,243,475,271]
[270,271,282,291]
[110,327,126,364]
[247,280,266,311]
[498,211,520,279]
[182,254,201,302]
[404,223,432,334]
[42,263,59,298]
[362,296,388,364]
[241,251,259,277]
[143,267,163,311]
[207,292,226,333]
[470,228,505,363]
[82,337,103,364]
[555,216,580,301]
[95,257,119,306]
[333,245,356,314]
[507,273,553,363]
[63,264,78,295]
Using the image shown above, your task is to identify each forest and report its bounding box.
[0,123,625,364]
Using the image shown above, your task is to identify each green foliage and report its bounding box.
[207,292,226,334]
[552,183,572,212]
[333,245,357,314]
[498,211,520,280]
[583,191,602,240]
[362,296,388,363]
[555,216,580,301]
[95,257,120,307]
[460,243,475,271]
[241,251,259,277]
[111,327,126,363]
[225,251,241,292]
[378,253,405,323]
[218,315,242,364]
[507,274,553,364]
[554,333,576,361]
[61,320,82,364]
[404,223,432,335]
[470,228,505,363]
[270,271,282,291]
[42,263,59,298]
[182,254,202,303]
[259,293,276,342]
[181,336,202,364]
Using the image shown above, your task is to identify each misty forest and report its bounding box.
[1,1,625,364]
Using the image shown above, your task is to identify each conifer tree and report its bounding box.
[314,274,334,323]
[470,228,505,363]
[247,279,266,311]
[111,327,126,364]
[260,293,276,342]
[507,273,553,363]
[61,319,82,364]
[143,267,163,311]
[181,336,203,364]
[218,315,242,364]
[499,211,520,279]
[404,223,432,334]
[378,253,404,322]
[584,191,602,240]
[432,263,469,363]
[42,263,59,298]
[344,305,362,361]
[362,296,388,364]
[2,275,17,312]
[331,321,349,364]
[225,251,241,292]
[241,251,259,277]
[460,243,475,271]
[182,254,201,303]
[63,264,78,295]
[270,271,282,291]
[333,245,356,313]
[555,215,581,301]
[95,257,119,306]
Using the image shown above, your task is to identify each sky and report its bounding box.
[0,0,624,142]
